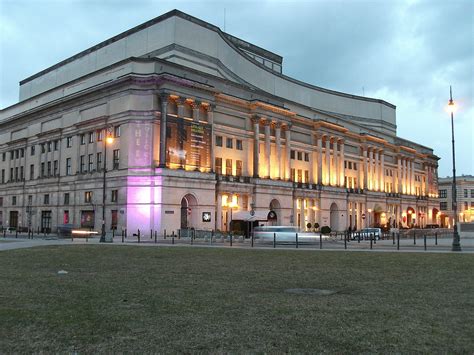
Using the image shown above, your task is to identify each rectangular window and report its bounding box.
[31,145,35,156]
[353,163,357,170]
[80,155,85,173]
[10,168,13,181]
[63,210,70,224]
[297,151,302,161]
[97,152,103,171]
[41,144,46,153]
[297,169,303,183]
[15,167,18,181]
[291,168,295,181]
[88,132,94,143]
[114,125,121,138]
[464,202,468,210]
[10,150,14,159]
[15,149,19,159]
[67,136,73,148]
[226,159,232,175]
[66,158,72,176]
[236,160,242,176]
[216,135,223,147]
[41,163,45,178]
[20,166,24,180]
[88,154,93,172]
[440,201,447,210]
[348,162,352,169]
[439,189,447,198]
[80,134,86,145]
[85,191,93,203]
[226,138,233,149]
[290,150,295,160]
[1,169,4,183]
[2,152,5,161]
[0,197,2,206]
[12,196,17,206]
[471,189,474,198]
[304,153,309,162]
[215,157,222,174]
[111,190,118,202]
[64,193,70,205]
[47,161,51,176]
[53,160,58,176]
[44,194,50,205]
[47,142,52,152]
[304,170,309,183]
[54,140,59,151]
[20,148,24,158]
[112,150,120,170]
[97,129,103,141]
[236,139,243,150]
[464,189,468,198]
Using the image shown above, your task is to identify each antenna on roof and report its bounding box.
[224,8,226,32]
[362,86,365,97]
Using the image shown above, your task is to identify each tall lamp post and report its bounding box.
[100,128,114,243]
[448,86,461,251]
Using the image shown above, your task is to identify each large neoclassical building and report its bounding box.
[0,10,440,235]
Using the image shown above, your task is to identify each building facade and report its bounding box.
[438,175,474,227]
[0,10,440,235]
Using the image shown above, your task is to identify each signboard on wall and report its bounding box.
[202,212,211,222]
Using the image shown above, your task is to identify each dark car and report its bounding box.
[57,224,75,237]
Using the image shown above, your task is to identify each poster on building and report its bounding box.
[129,123,152,167]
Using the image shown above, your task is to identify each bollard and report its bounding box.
[435,232,438,246]
[319,233,322,249]
[392,232,395,245]
[211,230,214,245]
[138,229,141,243]
[172,231,175,245]
[164,229,166,240]
[413,230,416,245]
[230,233,233,247]
[112,229,115,239]
[344,233,347,250]
[191,231,194,245]
[296,233,299,249]
[178,229,181,240]
[192,229,195,242]
[122,230,124,243]
[15,229,18,238]
[358,232,360,243]
[125,228,127,239]
[86,234,88,243]
[273,232,276,248]
[155,231,157,244]
[424,234,427,251]
[370,236,373,249]
[397,233,400,250]
[251,230,254,247]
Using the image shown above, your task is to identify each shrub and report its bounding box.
[321,226,331,234]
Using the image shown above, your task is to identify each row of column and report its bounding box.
[397,156,415,195]
[293,198,318,231]
[362,145,384,191]
[317,134,345,187]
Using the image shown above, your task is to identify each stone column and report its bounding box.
[264,119,271,179]
[285,125,291,180]
[411,159,415,195]
[292,198,298,226]
[397,156,402,193]
[352,202,357,230]
[207,104,215,173]
[309,135,315,184]
[252,116,260,178]
[216,193,222,231]
[368,148,374,190]
[374,148,379,191]
[192,100,200,122]
[309,199,315,226]
[380,150,385,192]
[334,138,339,186]
[339,139,345,187]
[325,136,330,185]
[275,122,282,179]
[159,93,168,168]
[363,146,368,190]
[317,134,323,184]
[301,198,306,231]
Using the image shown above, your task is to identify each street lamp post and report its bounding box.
[100,128,114,243]
[448,86,461,251]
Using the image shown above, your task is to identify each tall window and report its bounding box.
[47,142,52,152]
[12,196,17,206]
[66,136,73,148]
[28,195,32,205]
[66,158,72,176]
[88,132,94,143]
[439,190,447,198]
[226,138,233,149]
[41,163,45,178]
[80,134,86,145]
[290,168,295,181]
[111,210,118,230]
[64,193,70,205]
[88,154,93,172]
[111,190,118,202]
[47,162,51,176]
[1,169,4,183]
[216,136,223,147]
[464,189,468,198]
[97,129,103,141]
[297,169,303,183]
[0,197,3,206]
[215,157,222,174]
[41,144,46,153]
[304,170,309,183]
[114,125,121,138]
[226,159,232,175]
[44,194,50,205]
[53,160,58,176]
[440,202,447,210]
[2,152,5,161]
[80,155,85,173]
[236,160,242,177]
[236,139,243,150]
[54,140,59,151]
[31,145,35,156]
[112,150,120,170]
[304,153,309,162]
[97,152,103,171]
[290,150,295,160]
[20,166,24,180]
[85,191,93,203]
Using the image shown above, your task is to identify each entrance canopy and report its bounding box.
[232,210,269,222]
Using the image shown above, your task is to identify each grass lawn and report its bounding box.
[0,246,473,353]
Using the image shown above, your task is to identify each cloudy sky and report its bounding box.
[1,0,472,177]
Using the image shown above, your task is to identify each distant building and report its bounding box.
[0,10,440,234]
[438,175,474,227]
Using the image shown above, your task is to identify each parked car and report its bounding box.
[253,226,320,244]
[57,224,75,237]
[350,228,382,240]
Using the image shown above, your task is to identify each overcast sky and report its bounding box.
[1,0,472,177]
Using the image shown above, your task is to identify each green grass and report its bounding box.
[0,246,473,353]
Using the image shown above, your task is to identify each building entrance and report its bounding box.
[9,211,18,228]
